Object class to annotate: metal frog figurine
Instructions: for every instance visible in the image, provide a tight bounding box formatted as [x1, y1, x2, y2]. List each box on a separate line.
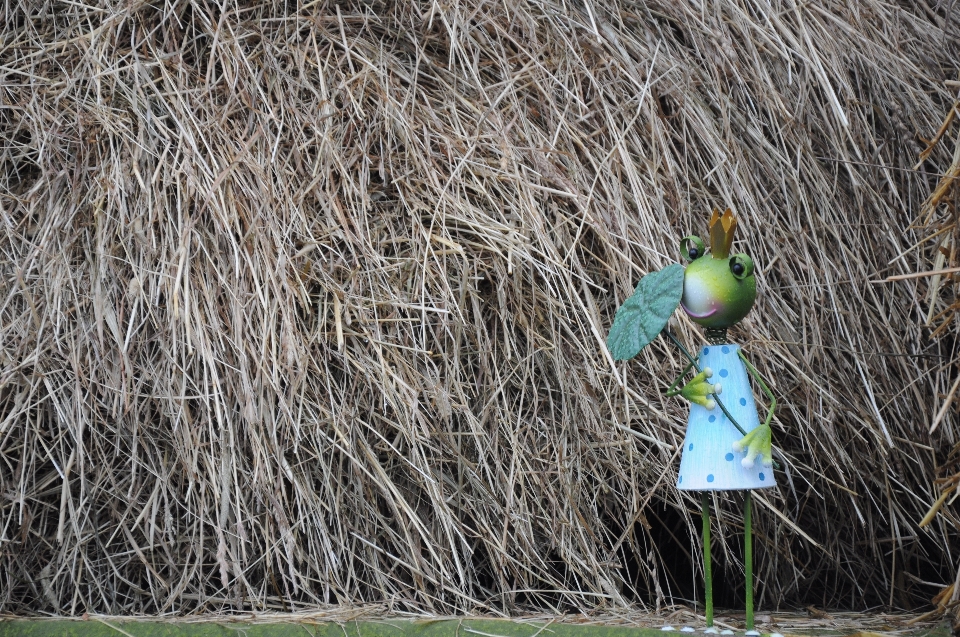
[606, 209, 776, 632]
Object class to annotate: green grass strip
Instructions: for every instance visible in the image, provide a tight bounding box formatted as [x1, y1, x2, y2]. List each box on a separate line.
[0, 617, 951, 637]
[0, 619, 682, 637]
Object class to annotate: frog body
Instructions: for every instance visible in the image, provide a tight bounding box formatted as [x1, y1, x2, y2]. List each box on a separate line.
[677, 344, 774, 491]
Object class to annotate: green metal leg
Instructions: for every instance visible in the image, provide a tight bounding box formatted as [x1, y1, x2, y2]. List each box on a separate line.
[701, 492, 714, 627]
[744, 491, 754, 630]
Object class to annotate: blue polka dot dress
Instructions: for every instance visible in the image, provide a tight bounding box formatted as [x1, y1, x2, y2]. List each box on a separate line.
[677, 344, 775, 491]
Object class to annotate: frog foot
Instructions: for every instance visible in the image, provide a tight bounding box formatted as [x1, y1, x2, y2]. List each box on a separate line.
[680, 367, 722, 410]
[732, 424, 772, 469]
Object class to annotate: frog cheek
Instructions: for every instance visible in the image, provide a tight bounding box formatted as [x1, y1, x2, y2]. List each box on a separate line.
[681, 274, 719, 318]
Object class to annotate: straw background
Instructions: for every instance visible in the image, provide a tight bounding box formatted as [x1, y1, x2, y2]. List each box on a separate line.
[2, 0, 960, 618]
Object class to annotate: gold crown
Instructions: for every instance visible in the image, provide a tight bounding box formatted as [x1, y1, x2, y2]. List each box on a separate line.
[709, 208, 737, 259]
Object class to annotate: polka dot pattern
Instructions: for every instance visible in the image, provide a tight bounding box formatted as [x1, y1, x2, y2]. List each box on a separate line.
[675, 343, 775, 491]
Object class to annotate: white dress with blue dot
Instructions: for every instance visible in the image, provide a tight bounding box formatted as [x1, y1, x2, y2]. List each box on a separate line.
[676, 343, 775, 491]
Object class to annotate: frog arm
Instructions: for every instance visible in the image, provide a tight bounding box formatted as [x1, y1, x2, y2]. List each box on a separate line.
[665, 359, 723, 409]
[664, 360, 696, 397]
[664, 330, 755, 431]
[733, 349, 778, 469]
[738, 350, 776, 427]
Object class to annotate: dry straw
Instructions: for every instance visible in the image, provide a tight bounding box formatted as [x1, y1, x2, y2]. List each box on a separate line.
[1, 0, 959, 618]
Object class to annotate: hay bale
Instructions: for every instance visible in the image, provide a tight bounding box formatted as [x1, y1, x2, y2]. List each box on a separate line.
[0, 0, 957, 615]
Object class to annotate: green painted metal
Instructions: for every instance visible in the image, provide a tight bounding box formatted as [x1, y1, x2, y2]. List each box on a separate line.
[0, 619, 683, 637]
[0, 618, 950, 637]
[701, 492, 714, 628]
[606, 263, 683, 361]
[744, 491, 754, 632]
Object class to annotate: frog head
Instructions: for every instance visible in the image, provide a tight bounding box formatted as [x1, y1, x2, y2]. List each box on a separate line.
[679, 209, 756, 329]
[605, 208, 757, 361]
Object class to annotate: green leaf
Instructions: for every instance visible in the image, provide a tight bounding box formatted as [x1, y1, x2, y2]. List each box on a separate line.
[606, 263, 683, 360]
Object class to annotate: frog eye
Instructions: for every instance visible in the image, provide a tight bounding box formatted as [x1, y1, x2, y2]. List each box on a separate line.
[680, 236, 706, 262]
[729, 253, 755, 280]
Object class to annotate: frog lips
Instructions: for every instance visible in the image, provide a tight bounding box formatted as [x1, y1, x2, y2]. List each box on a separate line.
[681, 302, 717, 319]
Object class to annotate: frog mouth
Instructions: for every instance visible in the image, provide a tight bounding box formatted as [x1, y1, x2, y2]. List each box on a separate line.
[680, 302, 717, 319]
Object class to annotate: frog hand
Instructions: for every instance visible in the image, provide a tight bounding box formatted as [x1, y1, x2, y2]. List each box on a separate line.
[732, 424, 772, 469]
[679, 367, 722, 410]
